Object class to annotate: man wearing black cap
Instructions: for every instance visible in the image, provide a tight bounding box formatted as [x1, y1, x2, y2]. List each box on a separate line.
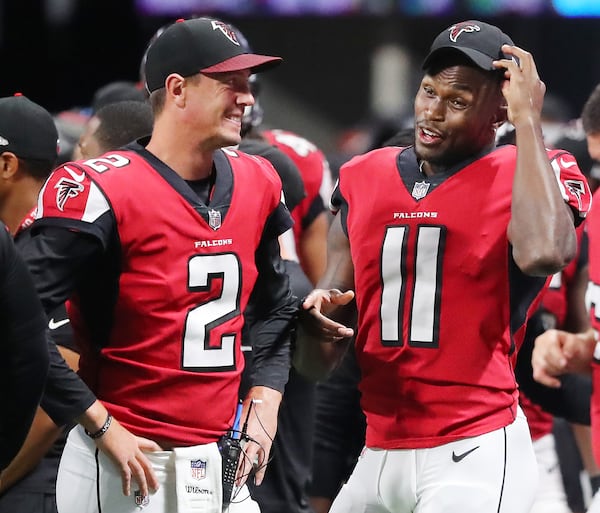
[0, 97, 157, 513]
[293, 20, 591, 513]
[0, 94, 60, 496]
[0, 94, 59, 235]
[0, 94, 79, 513]
[19, 16, 296, 513]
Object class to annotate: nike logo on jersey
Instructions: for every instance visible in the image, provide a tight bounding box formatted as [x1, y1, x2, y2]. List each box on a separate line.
[558, 157, 577, 168]
[451, 446, 480, 462]
[64, 166, 86, 182]
[48, 318, 70, 330]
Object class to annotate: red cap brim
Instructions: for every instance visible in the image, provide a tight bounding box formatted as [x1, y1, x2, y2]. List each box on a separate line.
[201, 53, 282, 74]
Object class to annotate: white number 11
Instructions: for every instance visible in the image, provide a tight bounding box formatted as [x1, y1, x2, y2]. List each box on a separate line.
[380, 225, 444, 347]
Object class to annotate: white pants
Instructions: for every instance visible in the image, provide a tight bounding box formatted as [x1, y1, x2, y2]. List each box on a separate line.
[330, 409, 538, 513]
[56, 425, 260, 513]
[529, 433, 571, 513]
[588, 490, 600, 513]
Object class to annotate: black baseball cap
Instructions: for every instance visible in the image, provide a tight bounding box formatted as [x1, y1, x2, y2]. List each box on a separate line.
[144, 18, 282, 93]
[422, 20, 515, 72]
[0, 94, 59, 162]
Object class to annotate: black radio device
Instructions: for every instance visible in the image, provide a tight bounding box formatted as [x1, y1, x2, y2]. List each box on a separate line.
[217, 432, 242, 508]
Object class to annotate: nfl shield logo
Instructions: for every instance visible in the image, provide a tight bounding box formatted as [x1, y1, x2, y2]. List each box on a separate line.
[208, 209, 221, 231]
[411, 181, 430, 200]
[134, 490, 149, 506]
[190, 459, 207, 480]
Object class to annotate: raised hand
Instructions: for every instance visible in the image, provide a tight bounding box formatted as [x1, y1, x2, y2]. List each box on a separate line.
[300, 288, 355, 342]
[493, 44, 546, 127]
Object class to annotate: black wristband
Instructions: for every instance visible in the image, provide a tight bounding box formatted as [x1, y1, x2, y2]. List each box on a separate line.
[84, 413, 112, 439]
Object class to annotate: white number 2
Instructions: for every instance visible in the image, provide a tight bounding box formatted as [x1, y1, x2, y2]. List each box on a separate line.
[380, 225, 444, 347]
[182, 253, 240, 371]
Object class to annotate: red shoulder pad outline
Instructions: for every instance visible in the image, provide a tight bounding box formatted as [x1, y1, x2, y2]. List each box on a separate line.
[37, 163, 109, 222]
[264, 129, 318, 158]
[549, 150, 593, 219]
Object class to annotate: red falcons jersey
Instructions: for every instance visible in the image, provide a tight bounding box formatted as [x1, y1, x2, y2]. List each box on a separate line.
[519, 394, 553, 441]
[522, 224, 587, 441]
[541, 223, 587, 327]
[35, 147, 286, 446]
[335, 145, 590, 449]
[262, 129, 331, 245]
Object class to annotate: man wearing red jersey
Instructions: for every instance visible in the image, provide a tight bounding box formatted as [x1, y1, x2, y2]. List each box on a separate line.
[532, 197, 600, 513]
[232, 33, 331, 288]
[517, 227, 589, 513]
[295, 20, 590, 513]
[531, 83, 600, 512]
[225, 24, 331, 513]
[261, 128, 332, 285]
[19, 17, 297, 513]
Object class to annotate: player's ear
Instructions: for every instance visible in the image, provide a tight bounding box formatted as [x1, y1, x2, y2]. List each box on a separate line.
[492, 102, 508, 129]
[165, 73, 187, 107]
[0, 152, 18, 178]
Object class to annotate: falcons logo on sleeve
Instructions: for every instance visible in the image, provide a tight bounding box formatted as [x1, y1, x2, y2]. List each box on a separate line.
[565, 179, 587, 213]
[55, 166, 86, 211]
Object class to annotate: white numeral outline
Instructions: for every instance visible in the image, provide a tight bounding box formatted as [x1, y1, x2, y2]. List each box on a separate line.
[586, 281, 600, 322]
[182, 253, 241, 371]
[83, 154, 130, 173]
[380, 225, 444, 347]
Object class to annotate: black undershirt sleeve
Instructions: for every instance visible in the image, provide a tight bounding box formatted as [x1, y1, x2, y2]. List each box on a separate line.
[19, 225, 107, 425]
[0, 227, 49, 468]
[245, 205, 297, 393]
[41, 339, 96, 427]
[22, 219, 111, 314]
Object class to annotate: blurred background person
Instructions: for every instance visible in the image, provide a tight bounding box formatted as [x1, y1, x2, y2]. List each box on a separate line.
[0, 94, 60, 497]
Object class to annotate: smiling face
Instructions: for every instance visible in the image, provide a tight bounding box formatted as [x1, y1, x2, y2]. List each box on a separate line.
[414, 61, 504, 171]
[183, 69, 254, 150]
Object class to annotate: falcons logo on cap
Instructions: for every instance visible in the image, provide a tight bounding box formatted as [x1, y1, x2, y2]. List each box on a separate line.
[54, 166, 85, 211]
[448, 22, 481, 42]
[211, 20, 240, 46]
